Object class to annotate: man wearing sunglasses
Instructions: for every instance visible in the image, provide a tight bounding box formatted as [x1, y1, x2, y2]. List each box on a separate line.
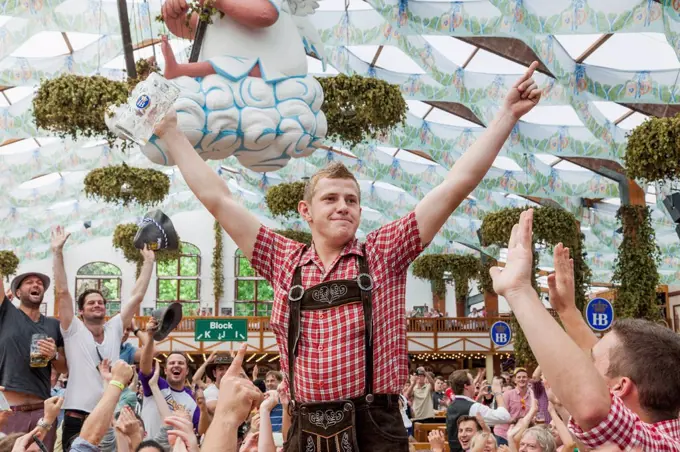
[50, 226, 156, 449]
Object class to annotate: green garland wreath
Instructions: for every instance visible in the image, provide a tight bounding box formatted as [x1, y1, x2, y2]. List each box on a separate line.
[113, 224, 181, 272]
[275, 229, 312, 245]
[316, 74, 407, 146]
[265, 182, 306, 218]
[84, 163, 170, 207]
[623, 115, 680, 184]
[612, 206, 661, 321]
[412, 254, 480, 310]
[477, 258, 498, 295]
[0, 250, 20, 281]
[212, 221, 224, 306]
[480, 206, 592, 366]
[33, 59, 159, 146]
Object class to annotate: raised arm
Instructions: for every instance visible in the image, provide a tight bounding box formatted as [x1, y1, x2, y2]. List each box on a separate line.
[548, 244, 599, 352]
[121, 247, 155, 328]
[51, 226, 74, 331]
[415, 63, 541, 245]
[490, 210, 610, 432]
[154, 112, 262, 260]
[140, 318, 158, 376]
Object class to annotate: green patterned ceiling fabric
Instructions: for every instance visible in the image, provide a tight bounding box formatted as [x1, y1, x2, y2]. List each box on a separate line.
[1, 0, 680, 287]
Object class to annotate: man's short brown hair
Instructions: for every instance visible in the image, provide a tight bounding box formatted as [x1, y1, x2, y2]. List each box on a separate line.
[608, 318, 680, 422]
[448, 369, 471, 396]
[303, 162, 360, 203]
[457, 415, 481, 430]
[266, 370, 283, 383]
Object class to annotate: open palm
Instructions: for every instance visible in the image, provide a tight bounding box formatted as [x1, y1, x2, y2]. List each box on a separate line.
[490, 210, 535, 297]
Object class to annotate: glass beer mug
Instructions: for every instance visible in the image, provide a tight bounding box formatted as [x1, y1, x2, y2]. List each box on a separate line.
[30, 333, 49, 368]
[106, 72, 181, 146]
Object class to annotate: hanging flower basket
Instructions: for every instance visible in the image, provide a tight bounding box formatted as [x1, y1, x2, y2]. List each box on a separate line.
[316, 74, 407, 146]
[265, 182, 306, 218]
[0, 250, 20, 280]
[412, 254, 480, 299]
[624, 115, 680, 183]
[275, 229, 312, 245]
[113, 223, 181, 266]
[33, 59, 159, 145]
[83, 163, 170, 207]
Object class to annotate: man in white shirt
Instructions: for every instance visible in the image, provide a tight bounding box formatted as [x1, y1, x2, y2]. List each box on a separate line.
[446, 370, 510, 452]
[51, 226, 155, 449]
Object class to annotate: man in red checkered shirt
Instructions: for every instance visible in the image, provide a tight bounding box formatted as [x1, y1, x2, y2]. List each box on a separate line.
[154, 63, 542, 450]
[491, 210, 680, 452]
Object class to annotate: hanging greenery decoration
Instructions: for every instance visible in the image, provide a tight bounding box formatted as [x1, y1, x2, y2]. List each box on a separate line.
[0, 250, 20, 281]
[316, 74, 407, 146]
[265, 182, 306, 218]
[33, 59, 158, 146]
[624, 115, 680, 184]
[412, 254, 480, 305]
[113, 223, 181, 269]
[477, 258, 498, 295]
[480, 206, 592, 366]
[275, 229, 313, 245]
[84, 163, 170, 207]
[155, 0, 224, 28]
[212, 221, 224, 306]
[612, 206, 661, 321]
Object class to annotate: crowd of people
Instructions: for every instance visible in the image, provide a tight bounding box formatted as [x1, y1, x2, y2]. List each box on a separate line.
[3, 58, 680, 452]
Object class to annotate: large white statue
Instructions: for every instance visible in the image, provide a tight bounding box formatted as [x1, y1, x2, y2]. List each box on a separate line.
[143, 0, 327, 171]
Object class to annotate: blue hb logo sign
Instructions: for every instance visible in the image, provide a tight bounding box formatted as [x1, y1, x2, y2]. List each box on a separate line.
[490, 321, 512, 347]
[136, 94, 151, 109]
[585, 298, 614, 332]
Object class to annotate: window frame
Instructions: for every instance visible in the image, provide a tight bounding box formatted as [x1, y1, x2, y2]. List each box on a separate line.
[155, 242, 202, 305]
[234, 250, 273, 317]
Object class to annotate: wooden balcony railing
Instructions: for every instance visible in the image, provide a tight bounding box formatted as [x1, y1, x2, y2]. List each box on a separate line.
[133, 315, 532, 334]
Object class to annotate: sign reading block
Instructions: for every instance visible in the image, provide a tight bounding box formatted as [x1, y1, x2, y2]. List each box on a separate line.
[195, 319, 248, 342]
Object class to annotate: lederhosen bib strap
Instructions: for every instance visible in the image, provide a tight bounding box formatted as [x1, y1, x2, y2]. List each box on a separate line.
[286, 245, 373, 452]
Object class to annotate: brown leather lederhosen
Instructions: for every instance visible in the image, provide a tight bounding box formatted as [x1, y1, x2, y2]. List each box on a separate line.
[283, 246, 409, 452]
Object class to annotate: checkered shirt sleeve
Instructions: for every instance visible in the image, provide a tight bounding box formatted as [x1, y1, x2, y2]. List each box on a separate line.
[568, 392, 680, 451]
[250, 226, 306, 286]
[365, 211, 424, 275]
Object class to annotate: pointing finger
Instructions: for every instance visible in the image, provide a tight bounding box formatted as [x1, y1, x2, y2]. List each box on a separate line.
[513, 61, 539, 88]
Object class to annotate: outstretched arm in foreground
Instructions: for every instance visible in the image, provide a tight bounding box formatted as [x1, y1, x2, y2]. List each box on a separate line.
[121, 247, 155, 328]
[489, 210, 610, 431]
[415, 63, 541, 245]
[51, 226, 74, 331]
[154, 112, 261, 260]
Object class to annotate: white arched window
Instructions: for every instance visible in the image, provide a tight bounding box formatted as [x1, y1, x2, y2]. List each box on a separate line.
[234, 249, 273, 316]
[156, 242, 201, 316]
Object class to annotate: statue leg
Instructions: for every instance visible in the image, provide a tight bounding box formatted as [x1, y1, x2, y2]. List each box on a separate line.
[161, 35, 216, 79]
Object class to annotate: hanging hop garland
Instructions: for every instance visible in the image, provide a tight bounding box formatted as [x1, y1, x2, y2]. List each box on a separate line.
[212, 221, 224, 306]
[0, 250, 20, 281]
[412, 254, 480, 301]
[275, 229, 312, 245]
[155, 0, 224, 29]
[113, 223, 181, 268]
[612, 206, 661, 321]
[33, 59, 159, 147]
[477, 258, 498, 295]
[265, 182, 306, 218]
[624, 115, 680, 184]
[480, 206, 592, 366]
[316, 74, 407, 146]
[84, 163, 170, 207]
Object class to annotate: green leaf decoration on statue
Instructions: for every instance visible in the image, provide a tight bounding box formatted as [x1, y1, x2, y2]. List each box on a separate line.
[480, 206, 592, 367]
[0, 250, 20, 281]
[275, 229, 312, 245]
[316, 74, 407, 146]
[624, 115, 680, 184]
[32, 59, 159, 147]
[83, 163, 170, 207]
[265, 182, 306, 218]
[112, 223, 181, 272]
[612, 206, 661, 321]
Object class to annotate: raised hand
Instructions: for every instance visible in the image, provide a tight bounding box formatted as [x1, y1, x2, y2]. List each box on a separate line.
[37, 338, 57, 361]
[43, 396, 64, 424]
[112, 360, 134, 385]
[216, 343, 263, 426]
[141, 245, 156, 263]
[153, 108, 178, 139]
[428, 430, 446, 452]
[166, 415, 200, 452]
[260, 390, 279, 412]
[490, 209, 535, 298]
[99, 359, 113, 384]
[503, 61, 542, 119]
[547, 243, 576, 314]
[50, 226, 71, 252]
[149, 361, 161, 388]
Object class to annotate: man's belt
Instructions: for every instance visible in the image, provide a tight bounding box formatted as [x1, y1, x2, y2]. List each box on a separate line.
[10, 402, 44, 412]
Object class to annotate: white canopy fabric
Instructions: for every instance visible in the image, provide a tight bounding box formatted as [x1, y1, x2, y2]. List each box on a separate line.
[2, 0, 680, 285]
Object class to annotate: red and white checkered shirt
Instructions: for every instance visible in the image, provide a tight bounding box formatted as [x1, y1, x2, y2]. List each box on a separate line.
[250, 212, 423, 403]
[568, 392, 680, 451]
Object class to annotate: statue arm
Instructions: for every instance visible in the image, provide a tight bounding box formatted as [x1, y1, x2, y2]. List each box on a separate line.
[215, 0, 280, 28]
